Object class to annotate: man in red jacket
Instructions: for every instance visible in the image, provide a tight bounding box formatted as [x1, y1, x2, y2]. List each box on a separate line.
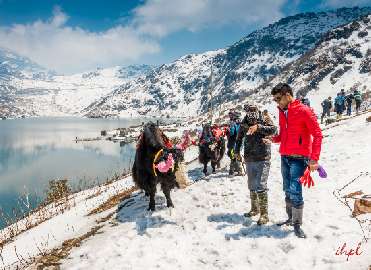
[271, 83, 322, 238]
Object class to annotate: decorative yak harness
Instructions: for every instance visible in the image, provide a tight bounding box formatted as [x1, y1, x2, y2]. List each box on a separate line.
[200, 125, 224, 152]
[137, 130, 191, 177]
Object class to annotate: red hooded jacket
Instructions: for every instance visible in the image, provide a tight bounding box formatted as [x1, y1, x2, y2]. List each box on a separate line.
[272, 100, 323, 161]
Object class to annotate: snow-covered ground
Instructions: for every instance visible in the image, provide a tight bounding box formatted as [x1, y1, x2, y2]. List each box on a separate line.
[2, 111, 370, 270]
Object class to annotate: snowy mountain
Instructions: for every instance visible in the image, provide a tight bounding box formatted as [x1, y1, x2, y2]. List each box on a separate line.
[0, 61, 154, 118]
[251, 14, 371, 115]
[84, 7, 371, 118]
[0, 47, 49, 81]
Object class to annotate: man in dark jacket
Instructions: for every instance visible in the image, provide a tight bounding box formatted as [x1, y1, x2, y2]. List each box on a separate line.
[235, 103, 277, 225]
[321, 97, 332, 123]
[226, 110, 243, 176]
[271, 83, 322, 238]
[345, 93, 353, 116]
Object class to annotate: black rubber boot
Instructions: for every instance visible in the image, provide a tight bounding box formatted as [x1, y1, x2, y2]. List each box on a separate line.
[277, 198, 292, 226]
[229, 160, 236, 175]
[292, 205, 306, 238]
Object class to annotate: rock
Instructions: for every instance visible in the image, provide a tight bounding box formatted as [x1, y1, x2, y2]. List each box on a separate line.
[325, 118, 337, 125]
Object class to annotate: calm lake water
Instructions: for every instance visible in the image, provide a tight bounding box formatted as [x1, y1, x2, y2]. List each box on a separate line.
[0, 117, 150, 229]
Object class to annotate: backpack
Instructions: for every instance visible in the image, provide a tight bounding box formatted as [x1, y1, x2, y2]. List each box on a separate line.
[354, 92, 362, 102]
[335, 96, 343, 106]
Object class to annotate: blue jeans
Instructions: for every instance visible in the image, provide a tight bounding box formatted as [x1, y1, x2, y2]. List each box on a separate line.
[281, 156, 308, 207]
[346, 105, 352, 116]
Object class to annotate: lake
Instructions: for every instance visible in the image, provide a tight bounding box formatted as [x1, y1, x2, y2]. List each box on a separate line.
[0, 117, 148, 229]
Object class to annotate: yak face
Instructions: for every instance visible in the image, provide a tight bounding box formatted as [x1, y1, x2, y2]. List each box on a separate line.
[143, 122, 165, 150]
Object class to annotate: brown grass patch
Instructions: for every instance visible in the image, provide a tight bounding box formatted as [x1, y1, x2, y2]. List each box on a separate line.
[30, 225, 104, 270]
[88, 186, 138, 216]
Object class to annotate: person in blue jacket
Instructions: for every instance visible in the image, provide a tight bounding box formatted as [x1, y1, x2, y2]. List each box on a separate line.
[226, 110, 243, 176]
[334, 92, 345, 119]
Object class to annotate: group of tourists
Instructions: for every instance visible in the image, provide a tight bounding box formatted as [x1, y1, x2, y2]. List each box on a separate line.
[199, 83, 323, 239]
[321, 88, 363, 123]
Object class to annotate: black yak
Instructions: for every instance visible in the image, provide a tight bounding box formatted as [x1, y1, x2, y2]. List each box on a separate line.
[132, 122, 183, 211]
[198, 124, 225, 175]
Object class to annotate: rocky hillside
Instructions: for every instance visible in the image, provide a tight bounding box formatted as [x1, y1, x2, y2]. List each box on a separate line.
[251, 14, 371, 114]
[84, 7, 371, 118]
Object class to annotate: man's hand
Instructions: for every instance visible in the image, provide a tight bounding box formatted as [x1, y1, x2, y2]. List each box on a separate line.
[308, 159, 319, 172]
[247, 124, 258, 135]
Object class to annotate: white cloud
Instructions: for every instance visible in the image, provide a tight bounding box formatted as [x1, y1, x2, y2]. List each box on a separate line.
[0, 7, 160, 74]
[0, 1, 288, 73]
[322, 0, 371, 8]
[131, 0, 287, 37]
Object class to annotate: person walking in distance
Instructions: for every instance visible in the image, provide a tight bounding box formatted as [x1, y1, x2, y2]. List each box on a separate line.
[345, 92, 353, 116]
[320, 97, 332, 124]
[271, 83, 323, 238]
[353, 89, 362, 114]
[226, 110, 243, 176]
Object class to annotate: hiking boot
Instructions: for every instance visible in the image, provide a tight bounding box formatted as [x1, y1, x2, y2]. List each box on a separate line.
[229, 160, 236, 175]
[294, 224, 306, 238]
[229, 166, 234, 176]
[257, 191, 269, 225]
[244, 191, 259, 217]
[235, 161, 244, 176]
[277, 198, 292, 226]
[292, 205, 306, 238]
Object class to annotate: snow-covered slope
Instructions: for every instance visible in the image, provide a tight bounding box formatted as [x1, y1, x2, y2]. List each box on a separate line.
[12, 65, 153, 117]
[0, 47, 48, 80]
[84, 7, 371, 118]
[61, 113, 371, 270]
[1, 111, 370, 270]
[252, 14, 371, 115]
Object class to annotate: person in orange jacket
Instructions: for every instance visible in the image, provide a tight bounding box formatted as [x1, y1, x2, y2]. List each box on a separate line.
[271, 83, 323, 238]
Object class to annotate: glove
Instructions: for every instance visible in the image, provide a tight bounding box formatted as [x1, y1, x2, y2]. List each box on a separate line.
[317, 165, 327, 178]
[300, 168, 315, 188]
[235, 153, 242, 162]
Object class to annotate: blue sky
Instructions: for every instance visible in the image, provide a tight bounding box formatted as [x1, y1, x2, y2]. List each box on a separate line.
[0, 0, 370, 73]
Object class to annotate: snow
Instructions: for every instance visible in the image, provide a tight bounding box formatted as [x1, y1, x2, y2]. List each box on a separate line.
[60, 112, 371, 270]
[2, 111, 370, 269]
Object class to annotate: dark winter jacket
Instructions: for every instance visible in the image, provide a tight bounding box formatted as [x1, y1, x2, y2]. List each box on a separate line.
[321, 99, 332, 112]
[354, 91, 362, 102]
[334, 95, 345, 112]
[345, 94, 353, 106]
[235, 111, 277, 162]
[226, 121, 240, 150]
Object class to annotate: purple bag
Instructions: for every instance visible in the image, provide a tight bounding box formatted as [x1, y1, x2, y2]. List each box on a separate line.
[317, 165, 327, 178]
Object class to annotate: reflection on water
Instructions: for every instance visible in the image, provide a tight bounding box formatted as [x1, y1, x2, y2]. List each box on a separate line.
[0, 117, 144, 229]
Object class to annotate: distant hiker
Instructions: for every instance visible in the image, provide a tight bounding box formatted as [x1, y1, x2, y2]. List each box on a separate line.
[334, 93, 345, 120]
[300, 96, 311, 107]
[345, 93, 353, 116]
[340, 89, 346, 112]
[353, 89, 362, 114]
[320, 97, 332, 124]
[226, 110, 243, 176]
[271, 83, 322, 238]
[234, 102, 277, 225]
